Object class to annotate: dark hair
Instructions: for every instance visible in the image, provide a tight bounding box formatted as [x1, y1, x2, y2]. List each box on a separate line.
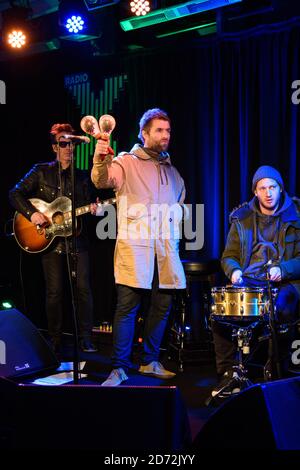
[50, 123, 74, 144]
[138, 108, 170, 143]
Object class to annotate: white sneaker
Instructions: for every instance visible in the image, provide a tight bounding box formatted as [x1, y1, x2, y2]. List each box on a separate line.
[139, 361, 176, 379]
[101, 368, 128, 387]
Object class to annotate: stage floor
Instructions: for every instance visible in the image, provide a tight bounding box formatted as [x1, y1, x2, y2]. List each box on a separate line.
[29, 334, 218, 441]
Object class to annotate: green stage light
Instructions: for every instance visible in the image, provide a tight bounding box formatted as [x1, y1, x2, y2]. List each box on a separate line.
[156, 21, 216, 37]
[1, 300, 14, 309]
[120, 0, 242, 31]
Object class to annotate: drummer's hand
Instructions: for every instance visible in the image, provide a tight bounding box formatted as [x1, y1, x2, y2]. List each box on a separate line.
[231, 269, 243, 285]
[269, 266, 282, 282]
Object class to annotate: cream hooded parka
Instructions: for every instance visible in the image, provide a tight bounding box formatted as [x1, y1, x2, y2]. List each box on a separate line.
[91, 144, 186, 289]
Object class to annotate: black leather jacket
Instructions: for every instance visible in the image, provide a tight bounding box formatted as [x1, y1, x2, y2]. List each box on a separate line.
[9, 161, 94, 252]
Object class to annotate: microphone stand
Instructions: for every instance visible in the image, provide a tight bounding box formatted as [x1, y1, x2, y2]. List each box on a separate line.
[59, 139, 80, 384]
[265, 267, 282, 380]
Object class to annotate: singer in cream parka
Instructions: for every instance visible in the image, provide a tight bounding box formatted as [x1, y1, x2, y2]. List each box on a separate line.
[91, 143, 186, 290]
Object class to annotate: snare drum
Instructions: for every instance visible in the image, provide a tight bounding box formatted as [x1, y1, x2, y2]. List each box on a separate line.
[210, 286, 266, 320]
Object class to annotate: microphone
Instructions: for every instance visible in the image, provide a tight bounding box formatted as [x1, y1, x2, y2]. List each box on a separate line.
[62, 134, 90, 144]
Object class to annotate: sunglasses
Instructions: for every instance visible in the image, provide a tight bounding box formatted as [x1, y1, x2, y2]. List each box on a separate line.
[56, 141, 75, 148]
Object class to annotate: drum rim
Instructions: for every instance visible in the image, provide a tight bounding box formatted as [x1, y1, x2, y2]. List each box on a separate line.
[211, 313, 263, 320]
[211, 286, 265, 293]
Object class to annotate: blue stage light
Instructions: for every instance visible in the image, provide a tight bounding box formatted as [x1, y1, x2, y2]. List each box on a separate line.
[65, 15, 85, 34]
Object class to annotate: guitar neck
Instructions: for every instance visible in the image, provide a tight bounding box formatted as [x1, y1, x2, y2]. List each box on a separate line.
[76, 205, 91, 216]
[63, 205, 90, 219]
[65, 198, 116, 219]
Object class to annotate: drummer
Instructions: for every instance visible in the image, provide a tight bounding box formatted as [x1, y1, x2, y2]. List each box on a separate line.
[211, 165, 300, 398]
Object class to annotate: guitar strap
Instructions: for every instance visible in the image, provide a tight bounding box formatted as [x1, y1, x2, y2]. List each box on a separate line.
[57, 162, 70, 252]
[58, 162, 63, 197]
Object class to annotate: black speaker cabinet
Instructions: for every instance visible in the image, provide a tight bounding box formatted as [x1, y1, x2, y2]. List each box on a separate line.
[0, 379, 191, 450]
[0, 308, 59, 378]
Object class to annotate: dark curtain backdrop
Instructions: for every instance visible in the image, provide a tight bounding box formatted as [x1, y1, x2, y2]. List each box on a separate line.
[122, 19, 300, 259]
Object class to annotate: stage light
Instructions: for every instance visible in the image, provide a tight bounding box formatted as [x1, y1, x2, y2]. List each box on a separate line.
[65, 15, 85, 33]
[2, 5, 31, 50]
[1, 300, 15, 310]
[130, 0, 151, 17]
[59, 0, 94, 39]
[7, 30, 27, 49]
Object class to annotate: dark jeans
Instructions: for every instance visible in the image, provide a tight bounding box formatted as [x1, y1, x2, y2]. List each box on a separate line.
[41, 250, 94, 340]
[112, 271, 173, 371]
[211, 279, 299, 375]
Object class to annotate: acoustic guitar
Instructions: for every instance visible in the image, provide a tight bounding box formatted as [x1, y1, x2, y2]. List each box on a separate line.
[13, 196, 116, 253]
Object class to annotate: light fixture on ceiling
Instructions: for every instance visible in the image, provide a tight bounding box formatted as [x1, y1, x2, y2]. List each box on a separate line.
[120, 0, 243, 31]
[58, 0, 100, 41]
[130, 0, 151, 17]
[65, 14, 85, 33]
[2, 4, 32, 49]
[59, 0, 87, 32]
[7, 29, 27, 48]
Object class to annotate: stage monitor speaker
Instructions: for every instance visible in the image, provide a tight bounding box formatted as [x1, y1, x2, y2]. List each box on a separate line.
[0, 379, 191, 450]
[0, 308, 59, 378]
[193, 376, 300, 450]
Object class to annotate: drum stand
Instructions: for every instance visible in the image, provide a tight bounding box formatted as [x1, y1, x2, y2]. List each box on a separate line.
[265, 273, 282, 380]
[210, 321, 260, 401]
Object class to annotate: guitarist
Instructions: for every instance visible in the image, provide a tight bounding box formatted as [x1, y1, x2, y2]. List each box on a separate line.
[9, 123, 97, 354]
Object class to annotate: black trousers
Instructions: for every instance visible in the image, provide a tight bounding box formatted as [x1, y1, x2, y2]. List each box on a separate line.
[41, 250, 94, 340]
[211, 283, 299, 375]
[112, 266, 173, 371]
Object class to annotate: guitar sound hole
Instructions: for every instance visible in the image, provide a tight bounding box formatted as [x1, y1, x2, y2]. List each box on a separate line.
[52, 211, 65, 225]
